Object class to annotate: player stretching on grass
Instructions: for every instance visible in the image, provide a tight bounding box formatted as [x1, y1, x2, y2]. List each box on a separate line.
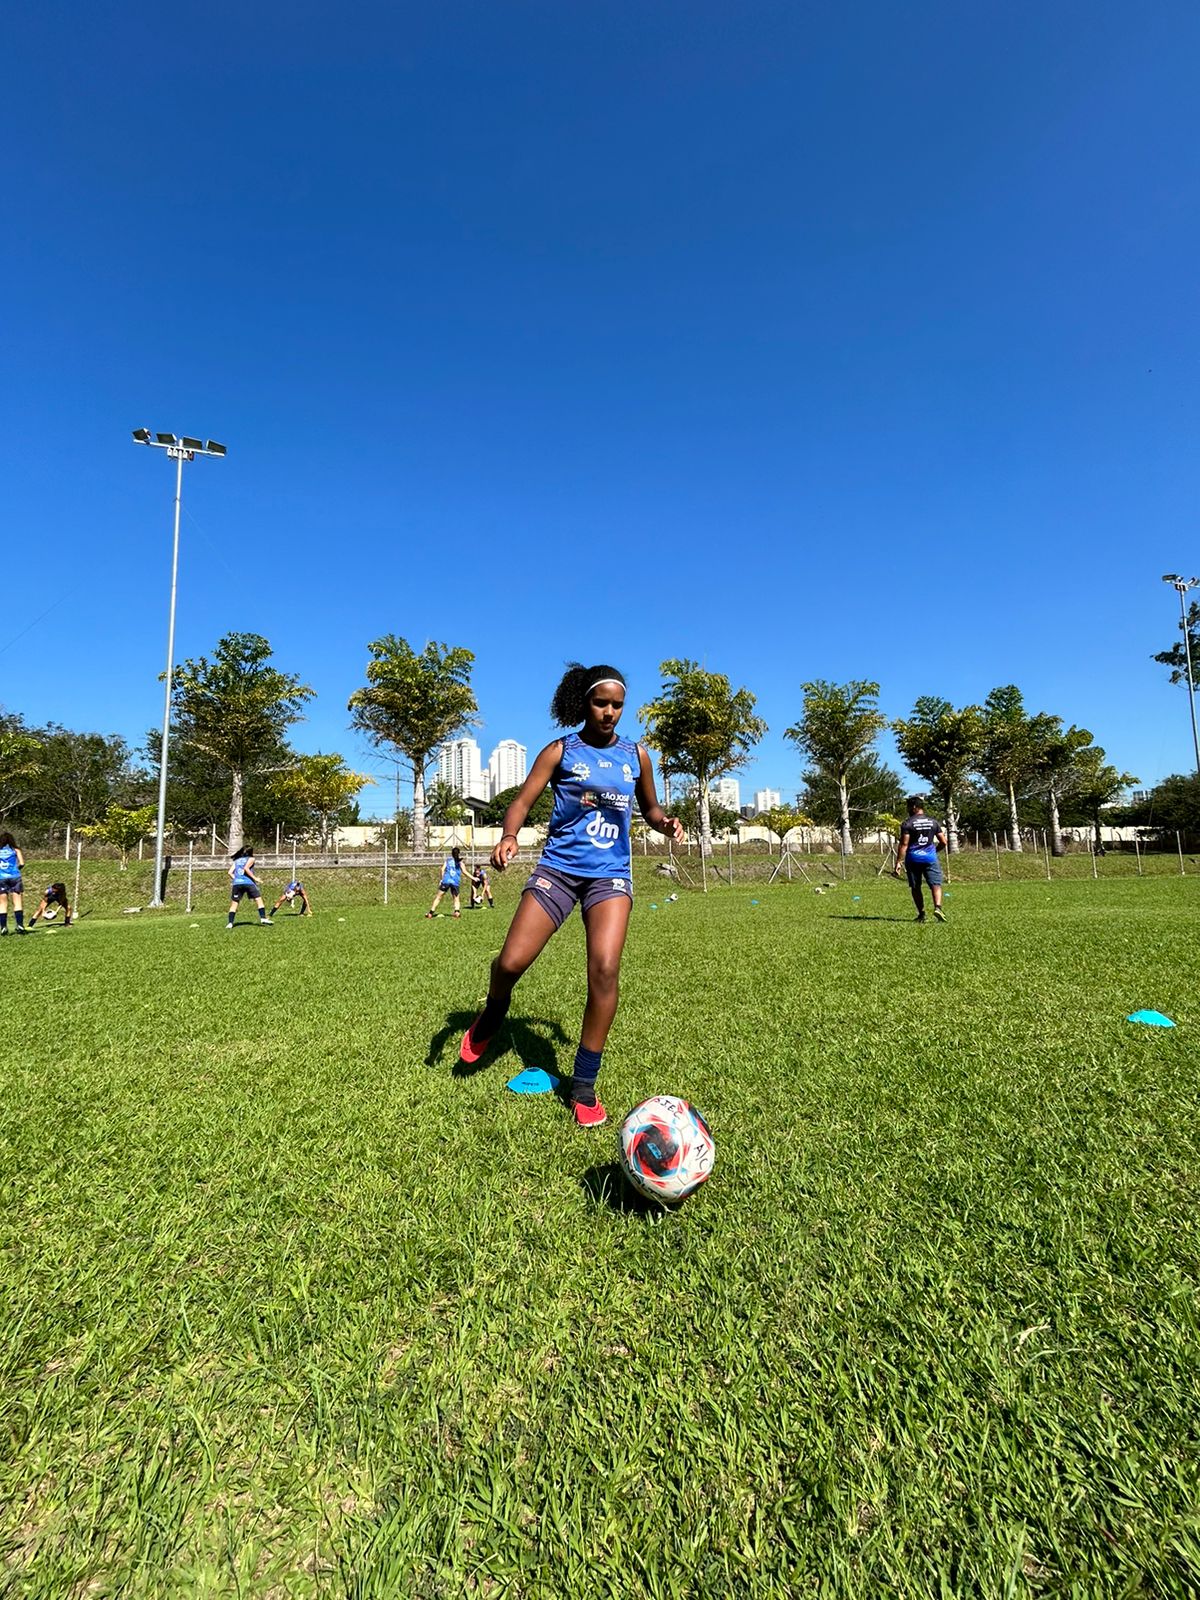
[0, 833, 26, 935]
[272, 879, 311, 916]
[469, 863, 494, 909]
[426, 847, 464, 919]
[28, 882, 72, 927]
[226, 846, 273, 929]
[894, 796, 948, 923]
[459, 663, 683, 1127]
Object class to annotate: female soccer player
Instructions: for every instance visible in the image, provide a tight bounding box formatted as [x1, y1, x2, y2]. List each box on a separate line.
[459, 663, 683, 1127]
[0, 832, 26, 935]
[272, 879, 311, 916]
[28, 881, 72, 927]
[468, 863, 494, 909]
[426, 847, 464, 919]
[226, 846, 273, 929]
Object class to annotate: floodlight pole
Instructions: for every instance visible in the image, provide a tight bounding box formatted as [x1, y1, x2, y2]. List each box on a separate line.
[1163, 575, 1200, 778]
[132, 430, 227, 905]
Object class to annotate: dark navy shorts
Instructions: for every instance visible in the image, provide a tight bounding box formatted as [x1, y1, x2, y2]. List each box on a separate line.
[439, 880, 460, 894]
[0, 877, 21, 895]
[523, 864, 633, 930]
[230, 881, 260, 901]
[906, 855, 943, 888]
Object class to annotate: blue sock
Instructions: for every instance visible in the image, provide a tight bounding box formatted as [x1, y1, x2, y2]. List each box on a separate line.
[571, 1046, 603, 1106]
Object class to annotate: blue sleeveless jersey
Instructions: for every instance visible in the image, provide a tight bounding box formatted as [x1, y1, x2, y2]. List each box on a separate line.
[539, 731, 639, 878]
[230, 853, 254, 886]
[0, 845, 19, 879]
[441, 857, 461, 888]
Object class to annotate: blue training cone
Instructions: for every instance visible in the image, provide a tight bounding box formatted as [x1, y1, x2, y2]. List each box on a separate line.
[1126, 1010, 1175, 1028]
[506, 1069, 560, 1094]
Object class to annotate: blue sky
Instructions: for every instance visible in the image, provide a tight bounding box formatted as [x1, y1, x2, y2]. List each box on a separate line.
[3, 2, 1197, 812]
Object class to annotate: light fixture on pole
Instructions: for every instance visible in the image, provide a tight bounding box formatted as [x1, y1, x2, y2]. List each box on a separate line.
[1161, 574, 1200, 778]
[132, 429, 227, 906]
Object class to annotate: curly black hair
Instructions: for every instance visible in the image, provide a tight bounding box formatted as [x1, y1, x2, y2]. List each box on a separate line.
[550, 662, 626, 728]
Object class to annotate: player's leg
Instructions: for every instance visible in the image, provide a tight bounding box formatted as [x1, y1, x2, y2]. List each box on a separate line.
[254, 893, 272, 925]
[460, 891, 560, 1059]
[906, 863, 925, 921]
[452, 890, 460, 918]
[929, 859, 946, 919]
[28, 897, 48, 927]
[226, 890, 239, 928]
[427, 888, 444, 918]
[0, 888, 7, 933]
[568, 892, 633, 1124]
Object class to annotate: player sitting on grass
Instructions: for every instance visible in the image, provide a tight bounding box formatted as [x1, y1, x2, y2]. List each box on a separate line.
[893, 796, 948, 923]
[459, 662, 683, 1127]
[469, 863, 494, 909]
[426, 848, 464, 919]
[226, 846, 273, 929]
[0, 832, 26, 935]
[28, 882, 72, 927]
[272, 879, 311, 916]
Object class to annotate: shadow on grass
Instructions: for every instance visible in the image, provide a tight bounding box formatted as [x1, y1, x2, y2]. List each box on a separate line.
[428, 1010, 572, 1079]
[827, 914, 913, 923]
[580, 1162, 670, 1221]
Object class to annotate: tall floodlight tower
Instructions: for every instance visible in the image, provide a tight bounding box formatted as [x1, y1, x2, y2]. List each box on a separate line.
[1161, 574, 1200, 778]
[131, 430, 227, 905]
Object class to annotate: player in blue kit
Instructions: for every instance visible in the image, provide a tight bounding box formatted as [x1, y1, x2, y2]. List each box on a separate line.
[226, 846, 273, 929]
[271, 879, 311, 916]
[0, 833, 26, 935]
[459, 663, 683, 1127]
[426, 847, 464, 919]
[893, 796, 948, 923]
[28, 882, 73, 927]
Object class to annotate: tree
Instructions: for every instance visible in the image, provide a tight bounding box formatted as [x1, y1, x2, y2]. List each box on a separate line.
[424, 779, 469, 827]
[170, 633, 314, 848]
[481, 784, 553, 828]
[1033, 722, 1096, 856]
[348, 637, 477, 856]
[0, 713, 44, 821]
[786, 681, 887, 855]
[268, 753, 372, 847]
[674, 791, 742, 839]
[798, 751, 904, 844]
[756, 805, 813, 854]
[977, 686, 1056, 853]
[892, 697, 985, 853]
[639, 660, 766, 856]
[30, 727, 143, 831]
[1071, 750, 1140, 850]
[1152, 598, 1200, 687]
[80, 803, 157, 868]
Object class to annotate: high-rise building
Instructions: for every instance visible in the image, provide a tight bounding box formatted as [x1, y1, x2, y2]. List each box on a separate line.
[487, 740, 527, 796]
[437, 738, 485, 797]
[753, 788, 781, 815]
[710, 778, 741, 811]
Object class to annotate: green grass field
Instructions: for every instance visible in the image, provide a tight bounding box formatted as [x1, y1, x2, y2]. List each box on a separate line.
[2, 872, 1198, 1596]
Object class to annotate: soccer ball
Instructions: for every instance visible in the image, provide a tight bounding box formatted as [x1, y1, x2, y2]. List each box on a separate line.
[618, 1095, 715, 1205]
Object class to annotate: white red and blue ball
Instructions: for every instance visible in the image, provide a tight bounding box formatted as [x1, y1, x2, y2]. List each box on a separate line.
[618, 1095, 715, 1205]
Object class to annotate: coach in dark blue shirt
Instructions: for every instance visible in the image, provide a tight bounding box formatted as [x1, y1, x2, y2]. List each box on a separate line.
[894, 796, 948, 924]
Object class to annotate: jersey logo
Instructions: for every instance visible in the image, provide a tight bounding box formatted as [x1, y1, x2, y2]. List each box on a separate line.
[571, 760, 591, 780]
[585, 811, 620, 849]
[611, 878, 625, 891]
[622, 763, 633, 783]
[598, 758, 612, 768]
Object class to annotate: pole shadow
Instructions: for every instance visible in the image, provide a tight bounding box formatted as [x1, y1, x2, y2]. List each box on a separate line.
[827, 914, 912, 922]
[428, 1010, 572, 1079]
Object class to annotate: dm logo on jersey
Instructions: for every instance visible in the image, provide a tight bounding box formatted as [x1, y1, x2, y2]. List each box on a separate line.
[585, 811, 620, 849]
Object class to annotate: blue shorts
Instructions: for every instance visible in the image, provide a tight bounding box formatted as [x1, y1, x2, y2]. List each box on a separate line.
[230, 880, 260, 900]
[523, 864, 633, 930]
[0, 877, 21, 894]
[906, 855, 943, 888]
[439, 880, 460, 894]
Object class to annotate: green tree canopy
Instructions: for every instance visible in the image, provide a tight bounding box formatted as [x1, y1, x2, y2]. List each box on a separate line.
[639, 660, 765, 856]
[348, 638, 477, 855]
[80, 803, 158, 869]
[1071, 749, 1140, 849]
[755, 805, 813, 852]
[785, 680, 887, 855]
[170, 633, 314, 848]
[892, 697, 985, 852]
[977, 686, 1056, 853]
[673, 791, 742, 839]
[1033, 722, 1096, 855]
[268, 753, 372, 847]
[481, 784, 553, 828]
[798, 751, 903, 844]
[1152, 597, 1200, 688]
[29, 727, 143, 831]
[424, 779, 470, 827]
[0, 713, 45, 821]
